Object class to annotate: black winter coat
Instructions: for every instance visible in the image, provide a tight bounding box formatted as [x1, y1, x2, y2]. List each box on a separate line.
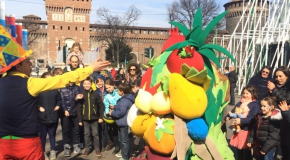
[228, 101, 261, 131]
[271, 79, 290, 105]
[60, 84, 81, 116]
[228, 70, 238, 88]
[247, 110, 281, 153]
[248, 72, 274, 100]
[37, 90, 61, 125]
[77, 89, 105, 122]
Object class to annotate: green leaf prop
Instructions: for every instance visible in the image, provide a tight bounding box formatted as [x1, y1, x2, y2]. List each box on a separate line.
[200, 44, 235, 63]
[180, 64, 211, 91]
[142, 64, 150, 68]
[196, 11, 228, 47]
[161, 76, 170, 95]
[204, 89, 223, 127]
[206, 123, 235, 159]
[154, 119, 174, 142]
[149, 59, 160, 66]
[155, 129, 163, 142]
[151, 50, 172, 87]
[198, 48, 221, 68]
[169, 21, 190, 37]
[191, 8, 202, 39]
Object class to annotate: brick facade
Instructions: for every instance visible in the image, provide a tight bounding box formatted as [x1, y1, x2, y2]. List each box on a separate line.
[16, 0, 229, 65]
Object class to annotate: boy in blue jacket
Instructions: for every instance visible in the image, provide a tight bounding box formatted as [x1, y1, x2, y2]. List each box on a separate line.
[60, 82, 81, 157]
[108, 83, 135, 160]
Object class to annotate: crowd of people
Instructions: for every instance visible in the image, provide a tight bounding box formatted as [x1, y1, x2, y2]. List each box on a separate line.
[2, 37, 290, 160]
[35, 42, 144, 160]
[224, 65, 290, 160]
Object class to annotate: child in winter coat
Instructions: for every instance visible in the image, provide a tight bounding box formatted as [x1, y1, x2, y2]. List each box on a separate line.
[109, 83, 135, 160]
[96, 77, 106, 100]
[247, 96, 281, 160]
[38, 72, 61, 160]
[76, 77, 104, 158]
[103, 79, 121, 154]
[66, 42, 84, 65]
[226, 85, 261, 160]
[60, 82, 81, 157]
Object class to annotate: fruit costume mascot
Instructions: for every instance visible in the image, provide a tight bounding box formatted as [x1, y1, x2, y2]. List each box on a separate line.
[0, 25, 110, 159]
[128, 8, 235, 160]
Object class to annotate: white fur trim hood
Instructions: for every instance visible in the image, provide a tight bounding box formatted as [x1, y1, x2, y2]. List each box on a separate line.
[270, 109, 283, 120]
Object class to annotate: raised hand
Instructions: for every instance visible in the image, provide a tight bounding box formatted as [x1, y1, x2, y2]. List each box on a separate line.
[76, 94, 84, 100]
[267, 81, 275, 91]
[279, 101, 290, 111]
[91, 56, 111, 72]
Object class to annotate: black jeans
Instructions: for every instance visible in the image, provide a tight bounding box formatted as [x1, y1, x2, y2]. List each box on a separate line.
[39, 122, 58, 151]
[62, 115, 80, 145]
[230, 87, 236, 104]
[237, 148, 252, 160]
[83, 120, 100, 152]
[108, 123, 119, 147]
[118, 126, 130, 159]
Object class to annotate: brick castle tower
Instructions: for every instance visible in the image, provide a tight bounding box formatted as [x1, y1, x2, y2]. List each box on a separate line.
[44, 0, 91, 61]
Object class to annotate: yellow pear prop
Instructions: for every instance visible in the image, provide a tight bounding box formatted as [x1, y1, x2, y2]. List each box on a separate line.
[169, 73, 208, 119]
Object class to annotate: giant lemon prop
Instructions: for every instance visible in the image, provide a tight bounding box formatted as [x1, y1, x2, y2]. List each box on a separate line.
[169, 73, 208, 119]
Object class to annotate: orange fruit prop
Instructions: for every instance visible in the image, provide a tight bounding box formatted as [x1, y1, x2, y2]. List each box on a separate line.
[169, 73, 208, 119]
[131, 114, 156, 138]
[143, 118, 175, 155]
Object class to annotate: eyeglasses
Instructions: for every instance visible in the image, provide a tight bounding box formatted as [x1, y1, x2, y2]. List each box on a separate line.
[262, 70, 269, 74]
[130, 68, 136, 71]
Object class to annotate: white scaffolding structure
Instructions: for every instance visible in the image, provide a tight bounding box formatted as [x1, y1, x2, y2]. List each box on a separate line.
[215, 0, 290, 94]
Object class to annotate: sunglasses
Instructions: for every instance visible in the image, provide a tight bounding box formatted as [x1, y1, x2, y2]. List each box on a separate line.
[262, 70, 269, 74]
[130, 68, 136, 71]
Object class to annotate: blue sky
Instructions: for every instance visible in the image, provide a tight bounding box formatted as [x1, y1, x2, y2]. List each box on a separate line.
[3, 0, 229, 28]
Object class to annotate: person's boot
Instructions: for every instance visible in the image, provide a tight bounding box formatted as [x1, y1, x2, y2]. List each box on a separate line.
[44, 152, 49, 160]
[64, 144, 71, 157]
[131, 144, 138, 156]
[105, 141, 114, 151]
[50, 150, 56, 160]
[112, 145, 120, 155]
[73, 144, 81, 154]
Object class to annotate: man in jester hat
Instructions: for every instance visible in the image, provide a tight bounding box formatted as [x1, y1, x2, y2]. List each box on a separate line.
[128, 8, 235, 160]
[0, 25, 110, 159]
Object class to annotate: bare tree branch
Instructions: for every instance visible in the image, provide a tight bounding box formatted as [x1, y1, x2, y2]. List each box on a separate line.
[167, 0, 221, 29]
[96, 5, 141, 65]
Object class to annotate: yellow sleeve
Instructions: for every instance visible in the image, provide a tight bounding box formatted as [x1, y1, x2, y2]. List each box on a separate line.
[27, 66, 93, 97]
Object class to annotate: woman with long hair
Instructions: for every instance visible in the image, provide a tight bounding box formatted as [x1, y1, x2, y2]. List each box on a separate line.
[125, 63, 142, 87]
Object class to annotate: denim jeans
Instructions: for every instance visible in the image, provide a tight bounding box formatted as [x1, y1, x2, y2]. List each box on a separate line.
[83, 120, 100, 152]
[118, 126, 130, 159]
[259, 149, 276, 160]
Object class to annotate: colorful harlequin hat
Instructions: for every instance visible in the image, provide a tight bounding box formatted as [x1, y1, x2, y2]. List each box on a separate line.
[0, 25, 32, 74]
